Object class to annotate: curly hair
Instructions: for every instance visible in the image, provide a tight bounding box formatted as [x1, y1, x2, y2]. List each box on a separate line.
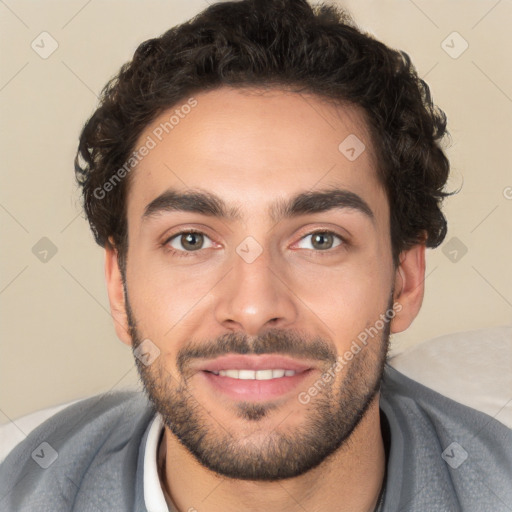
[75, 0, 451, 271]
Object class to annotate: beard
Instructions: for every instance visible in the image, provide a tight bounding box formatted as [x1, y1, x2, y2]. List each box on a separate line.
[125, 290, 391, 482]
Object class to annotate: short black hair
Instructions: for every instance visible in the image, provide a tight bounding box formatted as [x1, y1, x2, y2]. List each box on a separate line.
[75, 0, 451, 270]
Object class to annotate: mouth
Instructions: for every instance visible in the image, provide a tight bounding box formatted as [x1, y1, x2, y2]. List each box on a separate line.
[209, 368, 299, 379]
[194, 354, 317, 402]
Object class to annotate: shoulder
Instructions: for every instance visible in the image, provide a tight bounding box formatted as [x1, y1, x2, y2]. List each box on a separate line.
[0, 390, 155, 511]
[381, 363, 512, 510]
[382, 361, 512, 441]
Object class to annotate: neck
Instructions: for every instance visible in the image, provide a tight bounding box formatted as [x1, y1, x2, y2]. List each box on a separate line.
[158, 394, 386, 512]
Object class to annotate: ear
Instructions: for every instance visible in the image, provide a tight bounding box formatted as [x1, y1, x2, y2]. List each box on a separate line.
[105, 242, 132, 346]
[390, 244, 426, 334]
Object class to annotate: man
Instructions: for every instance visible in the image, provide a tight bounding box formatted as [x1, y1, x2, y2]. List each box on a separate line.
[1, 0, 511, 511]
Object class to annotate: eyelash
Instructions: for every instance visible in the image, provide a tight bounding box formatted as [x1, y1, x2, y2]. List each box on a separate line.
[162, 229, 348, 258]
[162, 229, 215, 258]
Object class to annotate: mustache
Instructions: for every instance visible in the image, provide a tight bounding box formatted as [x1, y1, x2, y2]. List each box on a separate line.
[176, 328, 337, 375]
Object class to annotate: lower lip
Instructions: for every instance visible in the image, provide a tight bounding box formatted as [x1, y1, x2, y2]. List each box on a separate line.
[199, 370, 313, 401]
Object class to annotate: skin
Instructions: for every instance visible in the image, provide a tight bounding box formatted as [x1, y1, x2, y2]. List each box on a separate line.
[105, 87, 425, 512]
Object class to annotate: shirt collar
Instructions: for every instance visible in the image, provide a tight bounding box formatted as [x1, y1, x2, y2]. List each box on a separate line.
[143, 413, 172, 512]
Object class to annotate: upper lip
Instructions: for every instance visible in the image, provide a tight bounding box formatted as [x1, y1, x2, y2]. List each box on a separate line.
[195, 354, 314, 373]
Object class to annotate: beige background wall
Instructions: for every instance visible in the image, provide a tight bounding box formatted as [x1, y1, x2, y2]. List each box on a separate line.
[1, 0, 511, 424]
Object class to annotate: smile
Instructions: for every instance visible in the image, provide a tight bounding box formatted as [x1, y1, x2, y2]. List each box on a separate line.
[209, 369, 297, 379]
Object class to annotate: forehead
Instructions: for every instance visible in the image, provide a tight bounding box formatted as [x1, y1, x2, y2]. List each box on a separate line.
[126, 87, 387, 224]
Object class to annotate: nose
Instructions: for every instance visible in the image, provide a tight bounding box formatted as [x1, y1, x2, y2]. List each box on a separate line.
[213, 243, 299, 337]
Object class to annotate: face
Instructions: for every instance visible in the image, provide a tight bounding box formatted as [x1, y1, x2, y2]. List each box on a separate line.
[107, 87, 422, 481]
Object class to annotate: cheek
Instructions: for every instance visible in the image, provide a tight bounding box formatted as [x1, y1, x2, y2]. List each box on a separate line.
[126, 253, 222, 337]
[288, 254, 392, 344]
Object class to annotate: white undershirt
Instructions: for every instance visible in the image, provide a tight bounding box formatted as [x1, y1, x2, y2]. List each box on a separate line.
[143, 413, 173, 512]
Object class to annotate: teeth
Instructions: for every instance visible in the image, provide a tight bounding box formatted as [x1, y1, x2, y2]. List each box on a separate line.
[238, 370, 255, 380]
[256, 369, 273, 380]
[213, 369, 297, 379]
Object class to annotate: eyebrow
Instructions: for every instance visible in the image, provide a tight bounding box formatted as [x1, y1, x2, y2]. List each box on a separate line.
[142, 187, 375, 224]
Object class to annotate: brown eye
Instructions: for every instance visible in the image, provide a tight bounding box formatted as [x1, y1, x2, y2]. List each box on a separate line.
[311, 232, 334, 250]
[296, 231, 343, 251]
[167, 231, 213, 252]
